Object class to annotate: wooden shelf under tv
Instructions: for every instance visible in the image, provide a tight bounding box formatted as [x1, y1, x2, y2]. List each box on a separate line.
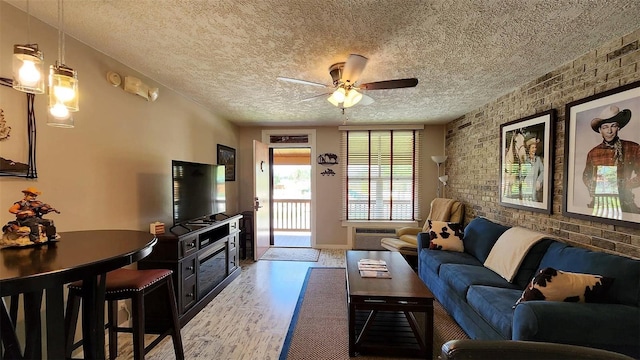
[138, 214, 242, 327]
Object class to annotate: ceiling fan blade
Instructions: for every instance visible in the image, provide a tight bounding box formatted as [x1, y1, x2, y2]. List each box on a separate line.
[341, 54, 368, 84]
[359, 78, 418, 90]
[300, 93, 331, 102]
[277, 77, 330, 88]
[358, 94, 374, 106]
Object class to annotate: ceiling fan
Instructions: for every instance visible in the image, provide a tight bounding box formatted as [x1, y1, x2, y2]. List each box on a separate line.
[277, 54, 418, 108]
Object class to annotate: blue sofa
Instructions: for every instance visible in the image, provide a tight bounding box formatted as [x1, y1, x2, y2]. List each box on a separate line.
[416, 217, 640, 358]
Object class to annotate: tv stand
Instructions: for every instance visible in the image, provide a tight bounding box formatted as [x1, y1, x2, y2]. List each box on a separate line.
[186, 220, 215, 226]
[169, 223, 193, 234]
[212, 213, 231, 220]
[139, 214, 242, 327]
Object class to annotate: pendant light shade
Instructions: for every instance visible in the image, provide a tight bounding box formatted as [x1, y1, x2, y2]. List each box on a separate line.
[49, 62, 78, 112]
[13, 0, 45, 94]
[47, 0, 78, 128]
[13, 44, 45, 94]
[47, 112, 74, 128]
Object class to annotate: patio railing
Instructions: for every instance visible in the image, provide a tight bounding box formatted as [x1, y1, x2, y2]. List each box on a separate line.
[273, 199, 310, 232]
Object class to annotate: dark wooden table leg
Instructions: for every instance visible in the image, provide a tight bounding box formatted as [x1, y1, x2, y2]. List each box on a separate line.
[1, 298, 23, 360]
[405, 311, 427, 353]
[348, 301, 355, 357]
[23, 291, 43, 359]
[45, 286, 65, 359]
[425, 301, 434, 359]
[80, 274, 107, 360]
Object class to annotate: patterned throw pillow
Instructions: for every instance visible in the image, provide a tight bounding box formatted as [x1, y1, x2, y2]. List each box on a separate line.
[514, 267, 614, 307]
[428, 220, 464, 252]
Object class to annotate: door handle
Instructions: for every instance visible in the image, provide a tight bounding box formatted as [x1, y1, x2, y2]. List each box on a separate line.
[254, 197, 262, 211]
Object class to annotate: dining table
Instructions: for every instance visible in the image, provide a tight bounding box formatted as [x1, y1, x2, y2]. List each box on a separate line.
[0, 229, 157, 360]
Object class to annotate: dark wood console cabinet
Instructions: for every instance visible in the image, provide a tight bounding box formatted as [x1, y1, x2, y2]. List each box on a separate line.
[138, 214, 242, 326]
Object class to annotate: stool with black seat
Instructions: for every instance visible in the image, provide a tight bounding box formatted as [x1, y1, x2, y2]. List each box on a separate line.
[64, 268, 184, 360]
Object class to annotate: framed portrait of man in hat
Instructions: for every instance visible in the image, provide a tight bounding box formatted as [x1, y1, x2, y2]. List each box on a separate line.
[563, 80, 640, 228]
[499, 109, 555, 213]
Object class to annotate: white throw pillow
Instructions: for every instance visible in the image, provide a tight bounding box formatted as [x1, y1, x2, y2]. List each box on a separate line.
[514, 267, 614, 307]
[428, 220, 464, 252]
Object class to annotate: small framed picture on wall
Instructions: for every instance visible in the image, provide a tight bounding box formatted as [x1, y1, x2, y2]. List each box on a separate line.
[217, 144, 236, 182]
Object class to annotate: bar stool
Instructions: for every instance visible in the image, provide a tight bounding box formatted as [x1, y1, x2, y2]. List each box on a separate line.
[240, 210, 254, 259]
[64, 268, 184, 360]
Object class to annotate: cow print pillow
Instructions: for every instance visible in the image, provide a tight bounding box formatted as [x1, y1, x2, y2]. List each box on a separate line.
[514, 267, 614, 308]
[428, 220, 464, 252]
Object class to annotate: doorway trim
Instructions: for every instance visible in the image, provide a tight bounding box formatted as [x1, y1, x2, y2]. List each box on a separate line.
[262, 129, 316, 248]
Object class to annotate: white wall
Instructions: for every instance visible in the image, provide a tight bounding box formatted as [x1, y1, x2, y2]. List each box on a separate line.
[1, 2, 240, 232]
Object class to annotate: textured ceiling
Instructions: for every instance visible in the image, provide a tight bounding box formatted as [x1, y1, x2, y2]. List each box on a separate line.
[6, 0, 640, 126]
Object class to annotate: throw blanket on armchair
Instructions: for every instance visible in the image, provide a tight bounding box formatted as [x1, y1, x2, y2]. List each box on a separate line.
[430, 198, 457, 222]
[483, 227, 546, 282]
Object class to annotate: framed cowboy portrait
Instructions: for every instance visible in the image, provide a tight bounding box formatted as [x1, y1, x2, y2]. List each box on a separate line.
[563, 80, 640, 228]
[499, 109, 555, 214]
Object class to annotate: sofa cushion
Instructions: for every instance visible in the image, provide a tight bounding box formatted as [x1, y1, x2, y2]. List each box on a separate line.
[420, 249, 482, 275]
[462, 217, 509, 263]
[514, 268, 614, 306]
[439, 264, 519, 299]
[428, 220, 464, 252]
[539, 242, 640, 307]
[467, 285, 523, 339]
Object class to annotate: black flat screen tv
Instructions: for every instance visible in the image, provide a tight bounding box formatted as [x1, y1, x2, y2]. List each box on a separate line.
[172, 160, 226, 225]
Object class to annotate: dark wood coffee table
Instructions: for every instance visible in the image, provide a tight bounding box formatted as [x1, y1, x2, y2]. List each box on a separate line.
[346, 250, 434, 358]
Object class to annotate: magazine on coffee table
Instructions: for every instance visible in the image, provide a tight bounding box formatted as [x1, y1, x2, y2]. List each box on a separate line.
[358, 259, 391, 278]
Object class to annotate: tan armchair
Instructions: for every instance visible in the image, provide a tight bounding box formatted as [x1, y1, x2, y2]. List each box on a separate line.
[381, 198, 464, 256]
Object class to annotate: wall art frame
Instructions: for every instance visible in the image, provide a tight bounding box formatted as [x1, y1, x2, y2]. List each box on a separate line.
[499, 109, 555, 214]
[0, 78, 38, 178]
[217, 144, 236, 182]
[563, 80, 640, 228]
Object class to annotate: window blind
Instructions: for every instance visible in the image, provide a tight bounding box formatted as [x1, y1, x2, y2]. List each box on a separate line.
[341, 130, 420, 221]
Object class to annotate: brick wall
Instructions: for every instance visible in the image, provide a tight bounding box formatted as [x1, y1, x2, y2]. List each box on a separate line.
[445, 28, 640, 259]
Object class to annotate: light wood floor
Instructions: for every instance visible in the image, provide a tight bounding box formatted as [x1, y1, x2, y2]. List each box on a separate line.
[113, 249, 347, 359]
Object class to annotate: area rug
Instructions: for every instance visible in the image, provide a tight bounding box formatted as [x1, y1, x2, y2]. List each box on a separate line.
[279, 267, 469, 360]
[260, 247, 320, 262]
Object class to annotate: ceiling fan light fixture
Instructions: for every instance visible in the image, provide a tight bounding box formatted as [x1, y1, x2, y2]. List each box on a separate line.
[342, 89, 362, 108]
[279, 54, 418, 111]
[329, 87, 346, 103]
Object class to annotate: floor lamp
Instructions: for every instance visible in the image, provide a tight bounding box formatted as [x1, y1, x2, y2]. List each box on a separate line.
[431, 155, 448, 198]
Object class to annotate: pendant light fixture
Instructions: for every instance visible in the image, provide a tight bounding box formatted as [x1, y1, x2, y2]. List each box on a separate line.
[48, 0, 77, 128]
[12, 0, 45, 94]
